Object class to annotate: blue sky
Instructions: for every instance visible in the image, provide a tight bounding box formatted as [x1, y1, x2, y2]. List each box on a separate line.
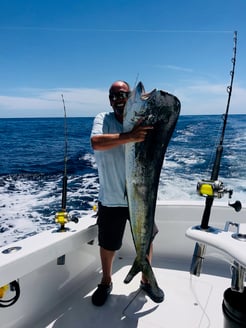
[0, 0, 245, 117]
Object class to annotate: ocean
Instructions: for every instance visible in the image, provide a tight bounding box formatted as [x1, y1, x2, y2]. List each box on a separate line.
[0, 115, 246, 247]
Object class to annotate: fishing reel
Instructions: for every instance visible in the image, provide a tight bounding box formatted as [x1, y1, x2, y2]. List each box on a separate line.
[55, 210, 78, 232]
[197, 179, 241, 212]
[197, 179, 228, 199]
[0, 280, 20, 308]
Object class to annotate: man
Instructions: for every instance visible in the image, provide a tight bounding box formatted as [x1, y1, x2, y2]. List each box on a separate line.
[90, 80, 163, 306]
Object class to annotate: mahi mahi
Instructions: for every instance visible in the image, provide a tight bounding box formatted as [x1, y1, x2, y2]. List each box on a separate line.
[123, 82, 180, 301]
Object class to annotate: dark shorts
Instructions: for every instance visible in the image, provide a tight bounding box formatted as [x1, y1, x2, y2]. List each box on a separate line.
[97, 203, 158, 251]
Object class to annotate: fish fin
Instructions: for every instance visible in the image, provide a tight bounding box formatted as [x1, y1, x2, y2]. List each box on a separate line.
[141, 259, 164, 302]
[142, 259, 158, 288]
[124, 257, 142, 284]
[136, 81, 145, 95]
[135, 82, 155, 100]
[133, 82, 145, 102]
[124, 257, 163, 301]
[124, 257, 156, 285]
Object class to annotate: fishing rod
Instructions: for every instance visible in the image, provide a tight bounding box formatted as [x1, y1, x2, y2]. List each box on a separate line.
[61, 94, 68, 211]
[199, 31, 240, 225]
[55, 94, 78, 232]
[197, 31, 240, 230]
[190, 31, 241, 276]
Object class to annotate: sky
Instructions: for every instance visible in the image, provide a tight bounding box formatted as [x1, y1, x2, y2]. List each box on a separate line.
[0, 0, 245, 118]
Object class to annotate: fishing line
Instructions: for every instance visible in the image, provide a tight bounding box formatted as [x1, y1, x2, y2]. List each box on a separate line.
[55, 94, 79, 232]
[121, 288, 143, 318]
[189, 274, 211, 328]
[190, 31, 239, 277]
[61, 94, 68, 211]
[205, 252, 234, 266]
[206, 117, 225, 178]
[1, 26, 234, 34]
[200, 31, 238, 229]
[133, 73, 140, 89]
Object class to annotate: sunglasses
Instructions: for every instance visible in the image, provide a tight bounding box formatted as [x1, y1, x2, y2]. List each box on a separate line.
[109, 91, 130, 101]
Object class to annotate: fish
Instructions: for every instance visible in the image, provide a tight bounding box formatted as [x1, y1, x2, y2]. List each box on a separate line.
[123, 81, 181, 302]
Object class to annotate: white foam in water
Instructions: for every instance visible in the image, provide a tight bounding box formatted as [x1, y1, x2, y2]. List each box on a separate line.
[0, 179, 55, 246]
[0, 172, 100, 247]
[1, 161, 246, 247]
[1, 115, 246, 247]
[0, 185, 243, 247]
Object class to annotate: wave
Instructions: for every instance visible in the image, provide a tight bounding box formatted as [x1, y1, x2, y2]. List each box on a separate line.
[0, 115, 246, 246]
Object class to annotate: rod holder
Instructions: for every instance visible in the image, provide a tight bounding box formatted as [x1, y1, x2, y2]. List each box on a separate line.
[190, 242, 206, 277]
[231, 261, 245, 293]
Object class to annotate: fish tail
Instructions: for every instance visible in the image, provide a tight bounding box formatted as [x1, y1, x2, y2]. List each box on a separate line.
[124, 257, 156, 285]
[124, 258, 164, 302]
[142, 259, 164, 303]
[124, 257, 142, 283]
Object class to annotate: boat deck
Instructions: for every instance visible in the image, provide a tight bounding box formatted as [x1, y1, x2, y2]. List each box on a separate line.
[37, 260, 230, 328]
[2, 202, 243, 328]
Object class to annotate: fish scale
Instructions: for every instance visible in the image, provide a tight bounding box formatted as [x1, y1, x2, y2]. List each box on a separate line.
[123, 82, 181, 302]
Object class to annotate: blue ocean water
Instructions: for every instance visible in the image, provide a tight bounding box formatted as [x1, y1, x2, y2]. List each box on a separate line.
[0, 115, 246, 246]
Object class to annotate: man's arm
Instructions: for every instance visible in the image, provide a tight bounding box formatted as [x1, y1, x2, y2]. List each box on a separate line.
[91, 125, 153, 151]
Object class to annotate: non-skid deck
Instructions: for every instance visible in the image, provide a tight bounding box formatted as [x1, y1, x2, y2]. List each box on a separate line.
[38, 263, 230, 328]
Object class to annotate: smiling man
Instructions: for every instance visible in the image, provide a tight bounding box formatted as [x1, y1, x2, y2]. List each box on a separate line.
[90, 80, 161, 306]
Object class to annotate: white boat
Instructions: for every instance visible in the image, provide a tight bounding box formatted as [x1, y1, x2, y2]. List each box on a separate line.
[1, 31, 242, 328]
[1, 199, 246, 327]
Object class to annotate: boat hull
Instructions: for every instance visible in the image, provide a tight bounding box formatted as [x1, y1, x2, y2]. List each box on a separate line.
[1, 201, 245, 327]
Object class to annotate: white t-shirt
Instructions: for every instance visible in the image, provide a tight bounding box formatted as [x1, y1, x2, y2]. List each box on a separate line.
[91, 112, 128, 207]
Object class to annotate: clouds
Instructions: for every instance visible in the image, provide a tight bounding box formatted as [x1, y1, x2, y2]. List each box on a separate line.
[0, 82, 245, 118]
[174, 82, 246, 115]
[152, 64, 239, 115]
[155, 64, 194, 73]
[0, 88, 109, 118]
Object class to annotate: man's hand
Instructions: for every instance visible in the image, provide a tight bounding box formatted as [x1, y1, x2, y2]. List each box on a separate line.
[128, 124, 153, 142]
[91, 123, 153, 151]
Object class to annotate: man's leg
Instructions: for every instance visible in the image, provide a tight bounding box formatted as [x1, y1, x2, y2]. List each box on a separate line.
[92, 247, 114, 306]
[100, 247, 115, 285]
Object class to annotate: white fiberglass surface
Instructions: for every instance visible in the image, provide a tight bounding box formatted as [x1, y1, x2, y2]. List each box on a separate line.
[42, 263, 230, 328]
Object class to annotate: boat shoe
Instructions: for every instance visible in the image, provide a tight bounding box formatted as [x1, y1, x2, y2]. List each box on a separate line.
[140, 281, 164, 303]
[92, 283, 113, 306]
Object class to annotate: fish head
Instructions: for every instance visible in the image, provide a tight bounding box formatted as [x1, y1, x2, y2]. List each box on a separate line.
[123, 82, 146, 130]
[123, 82, 157, 131]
